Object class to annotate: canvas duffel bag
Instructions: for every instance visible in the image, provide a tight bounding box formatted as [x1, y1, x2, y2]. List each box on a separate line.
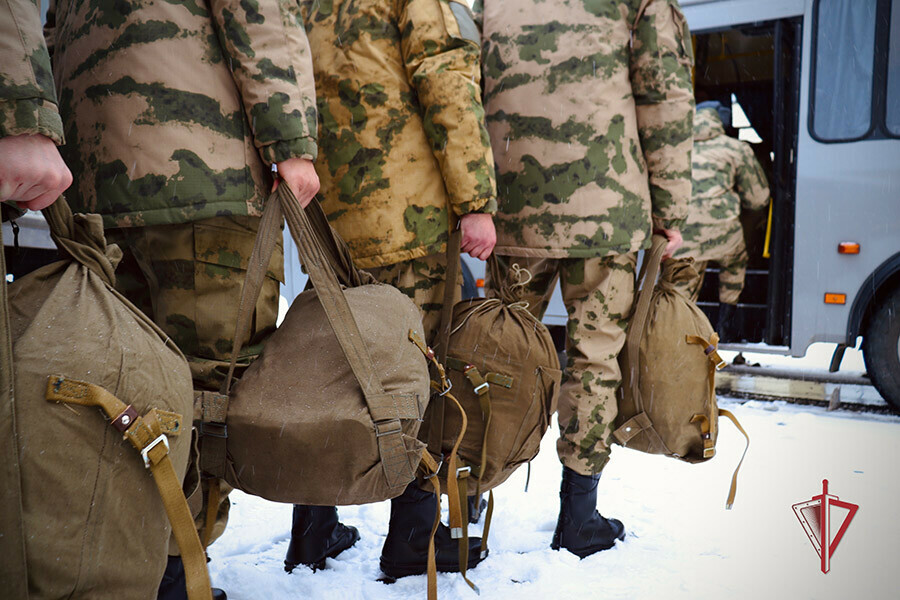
[418, 233, 561, 584]
[196, 186, 431, 506]
[5, 200, 210, 599]
[614, 234, 749, 508]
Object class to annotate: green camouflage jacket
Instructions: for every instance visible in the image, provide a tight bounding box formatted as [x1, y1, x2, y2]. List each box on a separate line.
[300, 0, 497, 268]
[0, 0, 64, 144]
[46, 0, 318, 229]
[675, 107, 770, 261]
[476, 0, 693, 258]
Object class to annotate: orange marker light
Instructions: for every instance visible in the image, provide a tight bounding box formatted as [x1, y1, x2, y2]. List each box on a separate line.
[476, 278, 485, 288]
[824, 293, 846, 305]
[838, 242, 860, 254]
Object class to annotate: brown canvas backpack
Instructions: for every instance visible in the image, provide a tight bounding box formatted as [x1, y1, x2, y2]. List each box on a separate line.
[614, 235, 749, 508]
[5, 200, 210, 599]
[419, 236, 561, 583]
[196, 186, 431, 507]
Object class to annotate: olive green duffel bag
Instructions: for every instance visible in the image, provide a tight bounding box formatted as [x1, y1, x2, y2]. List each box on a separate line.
[196, 186, 431, 506]
[4, 200, 209, 599]
[614, 234, 749, 509]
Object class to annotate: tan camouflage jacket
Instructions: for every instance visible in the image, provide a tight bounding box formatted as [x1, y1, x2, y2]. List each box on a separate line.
[0, 0, 64, 144]
[46, 0, 318, 229]
[476, 0, 694, 258]
[300, 0, 497, 268]
[675, 107, 769, 261]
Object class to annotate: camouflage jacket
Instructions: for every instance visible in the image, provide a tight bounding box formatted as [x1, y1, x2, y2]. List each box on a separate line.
[300, 0, 497, 268]
[476, 0, 693, 258]
[0, 0, 64, 144]
[46, 0, 318, 229]
[675, 108, 769, 261]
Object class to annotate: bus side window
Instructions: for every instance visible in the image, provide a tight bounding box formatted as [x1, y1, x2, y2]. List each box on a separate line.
[810, 0, 877, 142]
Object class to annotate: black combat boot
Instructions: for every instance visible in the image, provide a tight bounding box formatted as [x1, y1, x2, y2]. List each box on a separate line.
[717, 302, 737, 342]
[284, 505, 360, 572]
[467, 494, 487, 524]
[380, 483, 487, 578]
[550, 467, 625, 558]
[157, 555, 227, 600]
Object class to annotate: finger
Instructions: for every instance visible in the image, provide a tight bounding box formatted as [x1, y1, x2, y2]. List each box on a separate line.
[20, 189, 61, 211]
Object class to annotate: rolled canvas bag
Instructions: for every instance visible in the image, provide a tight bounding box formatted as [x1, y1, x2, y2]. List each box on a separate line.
[197, 186, 431, 506]
[614, 235, 749, 508]
[6, 200, 208, 599]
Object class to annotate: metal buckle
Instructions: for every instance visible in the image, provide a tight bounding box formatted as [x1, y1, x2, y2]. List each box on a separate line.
[375, 420, 402, 438]
[141, 435, 169, 468]
[439, 379, 453, 396]
[457, 466, 471, 476]
[715, 358, 727, 371]
[473, 382, 489, 395]
[199, 421, 228, 439]
[451, 527, 464, 539]
[423, 456, 444, 480]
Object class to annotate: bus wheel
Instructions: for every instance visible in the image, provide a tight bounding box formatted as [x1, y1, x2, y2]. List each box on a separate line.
[863, 286, 900, 413]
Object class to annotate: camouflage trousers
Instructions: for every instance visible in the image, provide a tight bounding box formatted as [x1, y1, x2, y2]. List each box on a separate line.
[365, 253, 460, 345]
[107, 215, 283, 553]
[487, 253, 636, 476]
[674, 245, 748, 305]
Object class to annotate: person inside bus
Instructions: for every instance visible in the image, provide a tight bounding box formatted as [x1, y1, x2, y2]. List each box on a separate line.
[674, 101, 770, 339]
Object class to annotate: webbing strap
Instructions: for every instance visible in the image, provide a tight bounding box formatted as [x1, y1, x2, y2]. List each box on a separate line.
[427, 226, 462, 458]
[419, 452, 441, 600]
[197, 391, 229, 479]
[461, 364, 493, 501]
[719, 409, 750, 509]
[480, 490, 495, 559]
[455, 474, 478, 594]
[686, 332, 724, 457]
[45, 376, 212, 600]
[446, 356, 514, 388]
[625, 235, 667, 416]
[202, 480, 220, 549]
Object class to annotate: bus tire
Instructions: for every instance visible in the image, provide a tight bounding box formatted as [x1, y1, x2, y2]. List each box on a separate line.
[863, 286, 900, 413]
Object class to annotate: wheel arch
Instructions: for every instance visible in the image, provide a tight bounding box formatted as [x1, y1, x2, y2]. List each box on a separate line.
[847, 251, 900, 343]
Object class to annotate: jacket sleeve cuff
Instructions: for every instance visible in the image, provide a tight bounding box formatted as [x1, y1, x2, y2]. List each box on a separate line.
[452, 196, 498, 216]
[258, 136, 318, 165]
[0, 98, 65, 145]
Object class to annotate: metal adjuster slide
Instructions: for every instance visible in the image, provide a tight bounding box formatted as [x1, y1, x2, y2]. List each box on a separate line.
[141, 434, 170, 468]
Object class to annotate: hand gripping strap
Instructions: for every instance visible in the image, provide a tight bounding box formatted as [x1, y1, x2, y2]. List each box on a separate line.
[46, 376, 212, 600]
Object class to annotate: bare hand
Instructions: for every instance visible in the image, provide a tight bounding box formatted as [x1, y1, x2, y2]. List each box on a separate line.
[0, 134, 72, 211]
[654, 227, 683, 261]
[273, 157, 320, 208]
[460, 212, 496, 260]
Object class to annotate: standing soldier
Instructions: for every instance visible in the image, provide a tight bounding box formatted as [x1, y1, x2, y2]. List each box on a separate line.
[476, 0, 694, 558]
[1, 1, 71, 596]
[674, 102, 770, 339]
[44, 1, 321, 598]
[289, 0, 498, 578]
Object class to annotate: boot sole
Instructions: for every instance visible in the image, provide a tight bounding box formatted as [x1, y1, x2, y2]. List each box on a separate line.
[380, 550, 487, 579]
[551, 530, 626, 558]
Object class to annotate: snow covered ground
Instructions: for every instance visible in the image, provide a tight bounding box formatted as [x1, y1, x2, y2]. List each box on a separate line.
[208, 389, 900, 600]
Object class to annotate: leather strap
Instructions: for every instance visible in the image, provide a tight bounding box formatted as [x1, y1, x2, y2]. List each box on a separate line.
[419, 452, 441, 600]
[45, 376, 212, 600]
